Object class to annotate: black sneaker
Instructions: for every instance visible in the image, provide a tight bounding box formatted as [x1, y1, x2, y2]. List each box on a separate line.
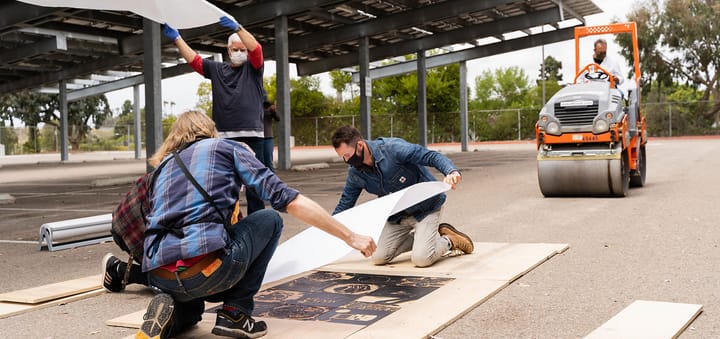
[136, 293, 175, 339]
[101, 253, 124, 292]
[212, 309, 268, 338]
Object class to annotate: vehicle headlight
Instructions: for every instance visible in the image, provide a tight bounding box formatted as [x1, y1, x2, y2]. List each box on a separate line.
[593, 119, 609, 133]
[546, 121, 561, 135]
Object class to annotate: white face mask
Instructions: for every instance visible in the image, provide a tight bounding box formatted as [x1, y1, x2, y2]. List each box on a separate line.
[230, 51, 247, 65]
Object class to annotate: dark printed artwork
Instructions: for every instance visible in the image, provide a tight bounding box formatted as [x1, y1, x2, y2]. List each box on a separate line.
[250, 271, 454, 325]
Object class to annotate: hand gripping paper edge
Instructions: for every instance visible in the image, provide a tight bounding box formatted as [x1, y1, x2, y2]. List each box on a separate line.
[262, 181, 451, 285]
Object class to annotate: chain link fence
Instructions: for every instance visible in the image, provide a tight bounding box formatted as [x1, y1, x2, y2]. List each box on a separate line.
[1, 101, 717, 155]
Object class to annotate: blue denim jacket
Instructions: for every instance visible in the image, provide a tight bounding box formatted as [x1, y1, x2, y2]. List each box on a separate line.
[333, 137, 458, 223]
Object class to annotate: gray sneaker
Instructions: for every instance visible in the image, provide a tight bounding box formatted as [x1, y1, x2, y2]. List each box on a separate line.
[136, 293, 175, 339]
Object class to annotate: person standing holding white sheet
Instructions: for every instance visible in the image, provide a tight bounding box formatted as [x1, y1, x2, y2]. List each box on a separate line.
[163, 16, 266, 215]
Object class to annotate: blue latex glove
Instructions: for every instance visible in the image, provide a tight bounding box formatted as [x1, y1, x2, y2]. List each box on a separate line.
[163, 23, 180, 41]
[219, 16, 241, 31]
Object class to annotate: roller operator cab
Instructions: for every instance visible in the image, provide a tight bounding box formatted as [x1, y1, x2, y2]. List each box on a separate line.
[535, 22, 647, 197]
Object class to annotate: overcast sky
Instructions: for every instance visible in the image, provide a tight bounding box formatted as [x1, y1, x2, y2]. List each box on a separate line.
[105, 0, 637, 115]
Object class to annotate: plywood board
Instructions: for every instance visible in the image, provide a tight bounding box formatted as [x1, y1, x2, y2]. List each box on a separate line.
[122, 318, 364, 339]
[0, 289, 104, 319]
[322, 242, 569, 281]
[584, 300, 703, 339]
[112, 242, 568, 339]
[0, 274, 102, 304]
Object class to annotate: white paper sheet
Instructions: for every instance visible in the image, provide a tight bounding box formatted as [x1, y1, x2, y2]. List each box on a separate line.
[262, 181, 451, 284]
[18, 0, 231, 29]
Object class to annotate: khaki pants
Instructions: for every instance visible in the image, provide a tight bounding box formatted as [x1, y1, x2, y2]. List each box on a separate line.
[372, 208, 449, 267]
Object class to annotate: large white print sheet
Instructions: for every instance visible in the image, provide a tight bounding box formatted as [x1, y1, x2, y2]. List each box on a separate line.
[262, 181, 450, 285]
[18, 0, 231, 29]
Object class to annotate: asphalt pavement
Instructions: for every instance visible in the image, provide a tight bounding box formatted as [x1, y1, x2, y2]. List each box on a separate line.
[0, 138, 719, 338]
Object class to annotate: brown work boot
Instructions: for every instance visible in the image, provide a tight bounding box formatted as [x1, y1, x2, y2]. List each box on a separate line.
[438, 223, 474, 254]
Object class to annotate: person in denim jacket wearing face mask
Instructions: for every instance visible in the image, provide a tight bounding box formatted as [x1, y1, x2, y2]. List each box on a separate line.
[163, 16, 267, 216]
[331, 125, 474, 268]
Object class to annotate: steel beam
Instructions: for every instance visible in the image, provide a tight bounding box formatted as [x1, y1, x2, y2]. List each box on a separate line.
[0, 36, 66, 64]
[417, 51, 427, 146]
[359, 36, 371, 139]
[143, 19, 162, 170]
[460, 61, 468, 151]
[287, 0, 516, 52]
[297, 7, 562, 75]
[351, 26, 578, 81]
[66, 62, 193, 101]
[276, 16, 292, 171]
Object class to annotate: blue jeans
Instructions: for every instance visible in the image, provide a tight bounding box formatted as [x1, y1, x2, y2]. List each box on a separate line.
[262, 137, 275, 172]
[229, 137, 266, 214]
[148, 209, 283, 317]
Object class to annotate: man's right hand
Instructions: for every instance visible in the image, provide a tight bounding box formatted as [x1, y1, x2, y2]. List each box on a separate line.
[163, 23, 180, 41]
[348, 233, 377, 258]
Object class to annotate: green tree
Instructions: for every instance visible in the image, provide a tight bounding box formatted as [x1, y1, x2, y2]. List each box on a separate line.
[114, 100, 144, 148]
[264, 75, 277, 103]
[368, 61, 461, 142]
[195, 81, 213, 116]
[329, 69, 353, 102]
[0, 91, 111, 151]
[539, 55, 563, 82]
[290, 76, 328, 117]
[619, 0, 720, 123]
[615, 2, 672, 97]
[471, 67, 535, 140]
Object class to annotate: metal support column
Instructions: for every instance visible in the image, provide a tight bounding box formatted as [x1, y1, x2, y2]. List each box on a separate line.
[143, 19, 162, 172]
[275, 16, 292, 170]
[358, 36, 371, 139]
[417, 51, 427, 147]
[59, 79, 69, 161]
[459, 61, 469, 152]
[133, 84, 142, 159]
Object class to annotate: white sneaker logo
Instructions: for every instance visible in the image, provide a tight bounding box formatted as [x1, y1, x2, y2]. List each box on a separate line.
[244, 319, 253, 332]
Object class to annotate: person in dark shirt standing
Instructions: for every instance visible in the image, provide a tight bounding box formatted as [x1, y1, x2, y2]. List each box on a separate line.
[163, 16, 266, 215]
[262, 98, 279, 171]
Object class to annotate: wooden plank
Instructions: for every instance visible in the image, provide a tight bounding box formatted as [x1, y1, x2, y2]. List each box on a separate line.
[0, 289, 104, 319]
[321, 242, 569, 281]
[112, 242, 568, 338]
[106, 310, 146, 328]
[346, 278, 506, 339]
[121, 317, 364, 339]
[0, 274, 102, 304]
[584, 300, 703, 339]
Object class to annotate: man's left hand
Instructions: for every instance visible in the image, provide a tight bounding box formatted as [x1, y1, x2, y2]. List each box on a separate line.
[444, 171, 462, 190]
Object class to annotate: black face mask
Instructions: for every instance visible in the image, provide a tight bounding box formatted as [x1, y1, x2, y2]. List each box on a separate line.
[345, 143, 365, 169]
[594, 52, 606, 64]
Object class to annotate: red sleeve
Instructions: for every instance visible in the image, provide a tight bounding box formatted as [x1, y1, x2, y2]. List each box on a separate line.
[189, 54, 204, 76]
[249, 44, 263, 70]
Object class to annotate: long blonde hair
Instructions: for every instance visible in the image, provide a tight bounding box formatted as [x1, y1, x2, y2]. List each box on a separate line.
[148, 110, 218, 167]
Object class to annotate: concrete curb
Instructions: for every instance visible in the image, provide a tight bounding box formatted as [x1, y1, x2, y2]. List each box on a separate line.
[290, 162, 330, 171]
[91, 176, 138, 187]
[0, 193, 16, 204]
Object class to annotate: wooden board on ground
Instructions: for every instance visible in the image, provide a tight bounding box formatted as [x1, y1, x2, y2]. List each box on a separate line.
[0, 274, 101, 304]
[584, 300, 703, 339]
[113, 242, 568, 339]
[0, 289, 104, 319]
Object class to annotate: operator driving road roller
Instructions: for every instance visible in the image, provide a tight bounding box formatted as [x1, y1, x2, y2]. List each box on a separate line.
[535, 22, 647, 197]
